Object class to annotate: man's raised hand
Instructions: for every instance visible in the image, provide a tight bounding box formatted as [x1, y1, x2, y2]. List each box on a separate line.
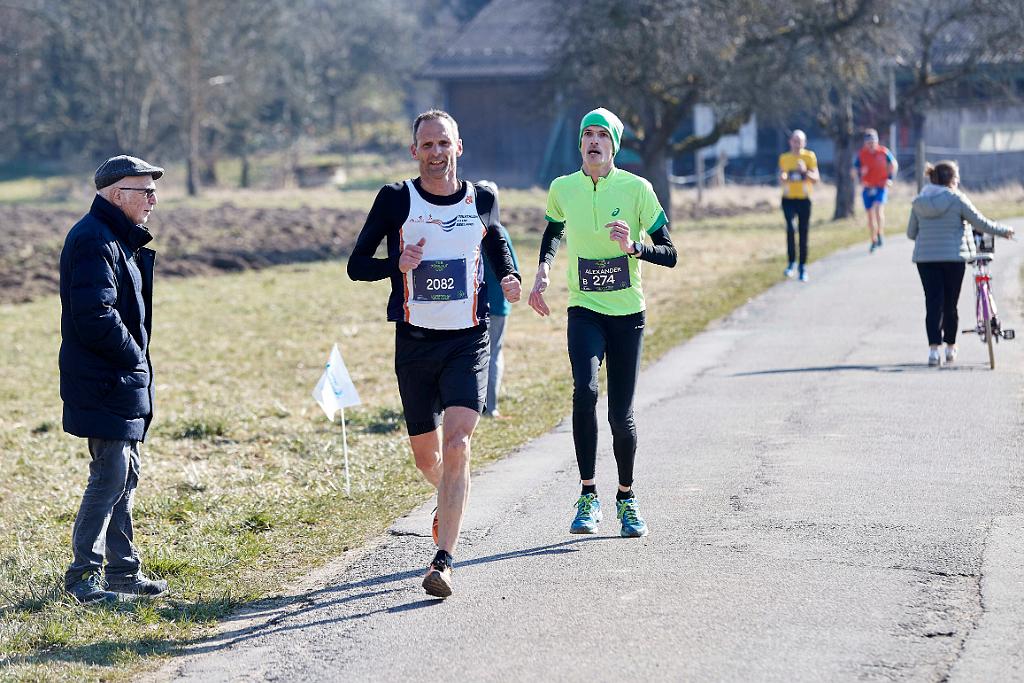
[399, 237, 426, 273]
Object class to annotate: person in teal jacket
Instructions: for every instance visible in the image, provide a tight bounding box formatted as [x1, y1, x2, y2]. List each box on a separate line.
[479, 185, 520, 417]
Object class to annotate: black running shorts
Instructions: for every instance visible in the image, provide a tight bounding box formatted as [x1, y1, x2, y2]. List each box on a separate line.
[394, 323, 489, 436]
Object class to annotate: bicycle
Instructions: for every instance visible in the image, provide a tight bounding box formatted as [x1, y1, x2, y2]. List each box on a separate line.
[962, 232, 1015, 369]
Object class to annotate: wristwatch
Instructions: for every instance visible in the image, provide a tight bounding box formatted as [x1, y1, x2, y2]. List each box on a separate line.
[629, 241, 642, 256]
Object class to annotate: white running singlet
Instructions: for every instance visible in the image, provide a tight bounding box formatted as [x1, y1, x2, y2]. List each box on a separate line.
[399, 180, 487, 330]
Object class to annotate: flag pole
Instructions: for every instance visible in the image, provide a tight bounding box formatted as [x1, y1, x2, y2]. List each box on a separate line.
[340, 405, 351, 496]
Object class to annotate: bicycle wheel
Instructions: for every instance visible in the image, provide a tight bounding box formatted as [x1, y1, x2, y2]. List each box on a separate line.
[985, 315, 996, 369]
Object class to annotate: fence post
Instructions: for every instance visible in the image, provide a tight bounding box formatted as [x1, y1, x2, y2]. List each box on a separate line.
[695, 151, 705, 204]
[715, 150, 727, 187]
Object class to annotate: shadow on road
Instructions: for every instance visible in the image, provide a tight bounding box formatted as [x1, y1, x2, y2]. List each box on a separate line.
[731, 362, 992, 376]
[171, 536, 612, 659]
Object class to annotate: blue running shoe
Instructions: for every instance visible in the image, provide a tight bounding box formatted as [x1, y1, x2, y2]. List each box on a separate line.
[570, 493, 602, 534]
[616, 498, 649, 537]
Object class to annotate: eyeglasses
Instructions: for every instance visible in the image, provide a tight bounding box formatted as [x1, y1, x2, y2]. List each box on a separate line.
[117, 187, 157, 198]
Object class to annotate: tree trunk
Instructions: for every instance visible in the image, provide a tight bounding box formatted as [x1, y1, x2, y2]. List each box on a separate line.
[912, 112, 926, 192]
[831, 96, 856, 220]
[185, 0, 202, 197]
[200, 157, 218, 186]
[640, 145, 672, 225]
[833, 139, 856, 220]
[186, 156, 198, 197]
[240, 153, 250, 189]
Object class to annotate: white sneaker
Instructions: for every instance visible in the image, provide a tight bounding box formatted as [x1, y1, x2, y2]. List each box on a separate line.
[928, 349, 941, 367]
[945, 346, 957, 364]
[784, 263, 797, 278]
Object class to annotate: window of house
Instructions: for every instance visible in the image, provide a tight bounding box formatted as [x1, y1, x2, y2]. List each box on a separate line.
[960, 123, 1024, 152]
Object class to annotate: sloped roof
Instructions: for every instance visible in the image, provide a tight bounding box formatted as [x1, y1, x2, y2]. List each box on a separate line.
[929, 31, 1024, 67]
[422, 0, 558, 79]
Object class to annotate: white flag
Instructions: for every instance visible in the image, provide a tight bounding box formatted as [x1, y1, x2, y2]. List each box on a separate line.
[312, 344, 361, 420]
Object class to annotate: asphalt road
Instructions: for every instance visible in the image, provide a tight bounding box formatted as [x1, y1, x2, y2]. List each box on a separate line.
[156, 222, 1024, 682]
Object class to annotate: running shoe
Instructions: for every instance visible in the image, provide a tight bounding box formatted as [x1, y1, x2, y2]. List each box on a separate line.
[569, 493, 602, 534]
[616, 498, 649, 538]
[65, 571, 119, 604]
[106, 572, 168, 598]
[869, 240, 878, 253]
[784, 262, 797, 279]
[945, 346, 958, 364]
[798, 266, 809, 283]
[928, 349, 941, 367]
[431, 507, 439, 546]
[877, 235, 884, 248]
[422, 557, 453, 598]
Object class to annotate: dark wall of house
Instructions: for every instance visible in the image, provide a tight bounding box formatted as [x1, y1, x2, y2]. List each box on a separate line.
[443, 79, 581, 188]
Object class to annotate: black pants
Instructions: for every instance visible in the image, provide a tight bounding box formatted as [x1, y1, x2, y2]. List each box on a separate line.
[567, 306, 644, 487]
[916, 262, 966, 345]
[66, 439, 141, 586]
[782, 198, 811, 265]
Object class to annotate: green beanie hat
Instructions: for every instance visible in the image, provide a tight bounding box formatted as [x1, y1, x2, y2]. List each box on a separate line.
[579, 107, 623, 155]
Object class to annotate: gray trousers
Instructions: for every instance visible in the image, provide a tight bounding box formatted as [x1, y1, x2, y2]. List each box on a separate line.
[486, 314, 507, 414]
[65, 438, 141, 586]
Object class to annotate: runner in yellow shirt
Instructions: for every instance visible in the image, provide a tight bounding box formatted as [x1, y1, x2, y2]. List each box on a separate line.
[528, 108, 677, 537]
[777, 129, 819, 282]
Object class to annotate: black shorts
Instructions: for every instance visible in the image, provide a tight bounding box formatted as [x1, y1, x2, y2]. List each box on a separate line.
[394, 323, 489, 436]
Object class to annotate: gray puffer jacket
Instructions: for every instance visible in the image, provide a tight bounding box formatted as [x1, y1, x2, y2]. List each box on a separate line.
[907, 184, 1012, 263]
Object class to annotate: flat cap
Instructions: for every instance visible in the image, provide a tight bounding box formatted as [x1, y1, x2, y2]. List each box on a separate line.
[94, 154, 164, 190]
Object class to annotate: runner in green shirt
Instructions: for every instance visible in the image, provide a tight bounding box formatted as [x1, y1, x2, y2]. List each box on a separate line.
[529, 107, 677, 537]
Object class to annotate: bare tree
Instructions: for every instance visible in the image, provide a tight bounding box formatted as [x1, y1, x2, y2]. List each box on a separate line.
[891, 0, 1024, 189]
[554, 0, 880, 220]
[797, 10, 892, 218]
[0, 0, 422, 188]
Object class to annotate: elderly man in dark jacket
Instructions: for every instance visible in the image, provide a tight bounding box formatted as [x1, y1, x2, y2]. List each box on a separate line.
[60, 155, 168, 603]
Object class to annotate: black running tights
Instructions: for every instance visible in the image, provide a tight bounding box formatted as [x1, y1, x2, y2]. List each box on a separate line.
[782, 197, 811, 266]
[567, 306, 644, 487]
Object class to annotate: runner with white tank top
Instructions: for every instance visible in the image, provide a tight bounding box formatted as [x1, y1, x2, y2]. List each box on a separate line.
[348, 110, 521, 599]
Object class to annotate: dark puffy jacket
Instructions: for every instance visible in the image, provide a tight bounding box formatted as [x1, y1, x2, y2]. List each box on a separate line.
[59, 195, 155, 441]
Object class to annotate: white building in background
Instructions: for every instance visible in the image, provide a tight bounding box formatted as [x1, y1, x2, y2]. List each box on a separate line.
[694, 105, 758, 160]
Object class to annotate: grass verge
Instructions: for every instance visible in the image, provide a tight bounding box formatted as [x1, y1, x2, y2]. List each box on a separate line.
[0, 190, 1018, 680]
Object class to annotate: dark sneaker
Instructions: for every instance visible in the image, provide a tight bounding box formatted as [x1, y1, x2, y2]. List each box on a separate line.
[106, 572, 168, 598]
[570, 493, 602, 534]
[66, 571, 119, 604]
[422, 558, 453, 598]
[616, 498, 649, 538]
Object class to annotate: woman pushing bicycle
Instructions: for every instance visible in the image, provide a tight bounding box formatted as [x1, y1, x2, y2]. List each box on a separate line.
[528, 108, 677, 537]
[906, 160, 1015, 366]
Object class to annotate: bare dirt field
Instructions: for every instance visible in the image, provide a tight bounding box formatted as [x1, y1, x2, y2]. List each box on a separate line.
[0, 192, 775, 306]
[6, 179, 966, 306]
[0, 203, 545, 305]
